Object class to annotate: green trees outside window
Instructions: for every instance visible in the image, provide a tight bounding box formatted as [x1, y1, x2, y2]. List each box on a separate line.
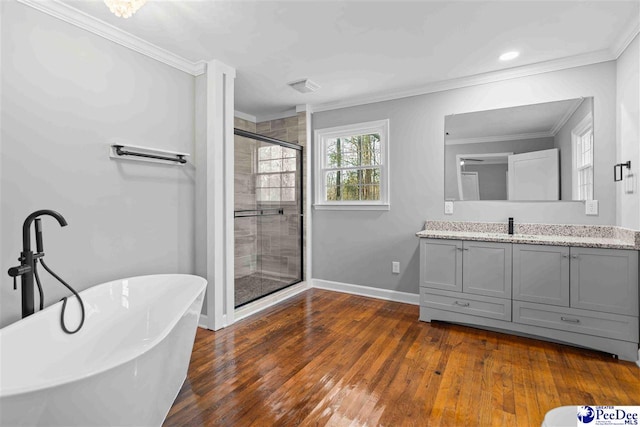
[325, 133, 381, 201]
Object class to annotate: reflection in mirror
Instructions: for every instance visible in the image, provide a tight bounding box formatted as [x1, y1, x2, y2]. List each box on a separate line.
[444, 97, 594, 201]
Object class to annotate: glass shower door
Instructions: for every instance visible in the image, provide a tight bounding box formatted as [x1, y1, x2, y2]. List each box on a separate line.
[234, 130, 302, 308]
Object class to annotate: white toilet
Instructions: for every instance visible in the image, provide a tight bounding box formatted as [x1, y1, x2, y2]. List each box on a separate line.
[541, 406, 577, 427]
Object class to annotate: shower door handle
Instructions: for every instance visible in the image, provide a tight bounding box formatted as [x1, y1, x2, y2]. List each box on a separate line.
[234, 208, 284, 218]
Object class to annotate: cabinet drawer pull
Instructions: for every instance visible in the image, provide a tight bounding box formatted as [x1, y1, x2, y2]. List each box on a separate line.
[561, 316, 581, 323]
[454, 301, 470, 307]
[561, 254, 569, 258]
[571, 255, 579, 259]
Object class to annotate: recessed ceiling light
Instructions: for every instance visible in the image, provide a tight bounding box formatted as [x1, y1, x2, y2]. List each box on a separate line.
[499, 51, 520, 61]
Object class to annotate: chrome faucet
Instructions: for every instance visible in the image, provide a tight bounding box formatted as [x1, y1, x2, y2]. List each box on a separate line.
[8, 210, 67, 318]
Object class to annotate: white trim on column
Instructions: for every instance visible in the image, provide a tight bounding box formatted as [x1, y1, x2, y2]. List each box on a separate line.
[16, 0, 205, 76]
[297, 105, 313, 284]
[205, 60, 236, 331]
[223, 64, 236, 328]
[312, 279, 420, 305]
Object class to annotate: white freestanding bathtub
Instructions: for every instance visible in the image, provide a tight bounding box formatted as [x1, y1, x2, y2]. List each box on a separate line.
[0, 274, 206, 427]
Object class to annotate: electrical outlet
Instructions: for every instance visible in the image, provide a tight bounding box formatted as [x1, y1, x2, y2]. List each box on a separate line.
[585, 200, 599, 216]
[444, 201, 454, 215]
[392, 261, 400, 274]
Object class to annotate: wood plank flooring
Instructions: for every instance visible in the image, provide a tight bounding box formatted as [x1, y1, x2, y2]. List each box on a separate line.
[164, 289, 640, 426]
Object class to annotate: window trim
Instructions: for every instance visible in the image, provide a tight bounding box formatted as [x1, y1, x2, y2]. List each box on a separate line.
[314, 119, 390, 210]
[571, 113, 594, 201]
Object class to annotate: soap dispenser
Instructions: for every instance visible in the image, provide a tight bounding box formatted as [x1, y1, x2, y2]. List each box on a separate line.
[508, 217, 514, 235]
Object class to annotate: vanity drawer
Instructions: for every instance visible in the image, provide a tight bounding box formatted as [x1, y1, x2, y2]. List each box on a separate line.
[513, 301, 639, 342]
[420, 288, 511, 321]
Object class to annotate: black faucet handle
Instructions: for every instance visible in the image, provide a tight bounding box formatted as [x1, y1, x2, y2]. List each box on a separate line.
[8, 265, 31, 277]
[8, 265, 31, 290]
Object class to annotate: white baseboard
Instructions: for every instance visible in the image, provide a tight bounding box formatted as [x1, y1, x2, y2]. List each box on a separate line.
[234, 281, 310, 322]
[198, 314, 208, 329]
[637, 349, 640, 368]
[312, 278, 419, 305]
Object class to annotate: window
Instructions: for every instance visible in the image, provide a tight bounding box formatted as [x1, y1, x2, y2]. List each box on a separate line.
[256, 145, 298, 203]
[571, 114, 594, 201]
[314, 120, 389, 210]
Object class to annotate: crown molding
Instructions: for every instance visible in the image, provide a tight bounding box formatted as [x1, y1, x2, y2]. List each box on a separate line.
[611, 17, 640, 59]
[446, 131, 553, 146]
[255, 108, 297, 123]
[312, 49, 615, 113]
[17, 0, 205, 76]
[234, 110, 257, 123]
[548, 97, 583, 136]
[16, 0, 635, 112]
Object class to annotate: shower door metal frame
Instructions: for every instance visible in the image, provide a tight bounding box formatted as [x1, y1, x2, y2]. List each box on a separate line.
[233, 128, 304, 307]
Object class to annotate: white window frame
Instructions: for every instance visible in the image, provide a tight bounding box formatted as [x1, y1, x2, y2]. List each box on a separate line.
[314, 119, 390, 210]
[571, 113, 594, 201]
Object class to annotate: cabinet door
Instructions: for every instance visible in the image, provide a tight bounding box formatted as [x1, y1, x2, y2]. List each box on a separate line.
[420, 239, 462, 292]
[462, 241, 512, 298]
[513, 244, 569, 306]
[570, 247, 639, 316]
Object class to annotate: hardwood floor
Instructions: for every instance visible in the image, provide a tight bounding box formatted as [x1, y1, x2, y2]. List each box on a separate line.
[165, 289, 640, 426]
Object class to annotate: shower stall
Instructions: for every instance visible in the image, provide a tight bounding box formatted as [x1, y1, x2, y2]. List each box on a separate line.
[233, 128, 303, 307]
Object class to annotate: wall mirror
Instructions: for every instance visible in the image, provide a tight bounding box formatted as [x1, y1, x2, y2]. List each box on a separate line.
[444, 97, 594, 201]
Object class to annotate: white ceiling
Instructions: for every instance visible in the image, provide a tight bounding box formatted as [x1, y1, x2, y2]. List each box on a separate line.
[59, 0, 640, 119]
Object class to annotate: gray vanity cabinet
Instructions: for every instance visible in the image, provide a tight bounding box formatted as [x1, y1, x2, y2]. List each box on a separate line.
[420, 237, 640, 361]
[569, 247, 638, 316]
[419, 239, 462, 292]
[512, 244, 570, 306]
[420, 239, 512, 322]
[462, 241, 512, 299]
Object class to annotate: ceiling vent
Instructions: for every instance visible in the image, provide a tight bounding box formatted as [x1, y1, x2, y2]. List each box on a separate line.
[288, 79, 320, 94]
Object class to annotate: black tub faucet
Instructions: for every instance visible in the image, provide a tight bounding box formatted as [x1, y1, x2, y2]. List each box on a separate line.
[508, 217, 514, 235]
[8, 210, 67, 318]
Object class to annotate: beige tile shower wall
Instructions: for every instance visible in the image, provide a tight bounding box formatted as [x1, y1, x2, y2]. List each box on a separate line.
[234, 117, 258, 279]
[256, 116, 299, 143]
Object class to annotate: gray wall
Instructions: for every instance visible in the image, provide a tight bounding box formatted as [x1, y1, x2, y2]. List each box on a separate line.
[464, 163, 508, 200]
[312, 61, 617, 294]
[1, 2, 195, 326]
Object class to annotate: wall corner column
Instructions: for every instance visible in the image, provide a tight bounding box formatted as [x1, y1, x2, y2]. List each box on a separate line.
[195, 59, 236, 330]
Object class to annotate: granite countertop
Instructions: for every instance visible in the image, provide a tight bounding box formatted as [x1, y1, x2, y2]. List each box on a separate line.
[416, 221, 640, 250]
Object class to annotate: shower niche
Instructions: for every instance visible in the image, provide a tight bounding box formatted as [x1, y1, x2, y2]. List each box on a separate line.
[234, 127, 303, 307]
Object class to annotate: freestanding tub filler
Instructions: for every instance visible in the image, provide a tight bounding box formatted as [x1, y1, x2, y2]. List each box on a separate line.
[0, 274, 207, 426]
